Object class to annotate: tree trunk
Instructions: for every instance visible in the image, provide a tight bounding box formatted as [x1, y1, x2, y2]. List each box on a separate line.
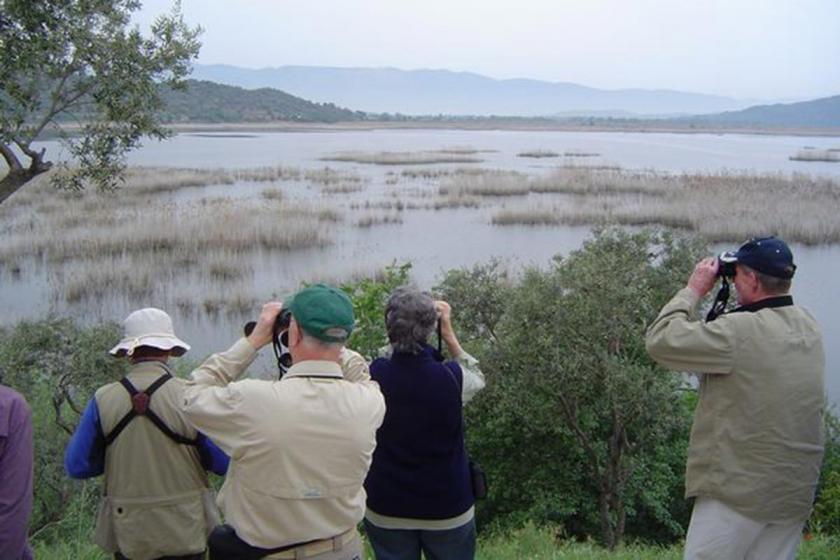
[598, 490, 617, 550]
[0, 168, 42, 204]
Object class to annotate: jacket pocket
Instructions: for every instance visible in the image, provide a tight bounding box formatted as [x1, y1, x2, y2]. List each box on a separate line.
[110, 491, 207, 559]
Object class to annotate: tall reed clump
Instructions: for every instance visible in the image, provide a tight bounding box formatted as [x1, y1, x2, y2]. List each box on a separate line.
[0, 168, 342, 304]
[789, 149, 840, 162]
[491, 169, 840, 245]
[438, 170, 529, 197]
[321, 150, 484, 165]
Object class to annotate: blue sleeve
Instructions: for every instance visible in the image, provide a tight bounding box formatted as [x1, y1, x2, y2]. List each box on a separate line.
[197, 433, 229, 476]
[64, 399, 106, 479]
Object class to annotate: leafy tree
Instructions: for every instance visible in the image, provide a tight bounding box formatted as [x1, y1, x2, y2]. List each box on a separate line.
[0, 0, 201, 203]
[437, 228, 706, 548]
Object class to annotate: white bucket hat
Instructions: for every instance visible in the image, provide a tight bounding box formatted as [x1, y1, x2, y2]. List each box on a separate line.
[109, 308, 190, 357]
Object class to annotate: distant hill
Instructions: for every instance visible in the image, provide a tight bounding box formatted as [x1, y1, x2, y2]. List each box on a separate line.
[157, 79, 365, 123]
[688, 95, 840, 128]
[191, 64, 757, 117]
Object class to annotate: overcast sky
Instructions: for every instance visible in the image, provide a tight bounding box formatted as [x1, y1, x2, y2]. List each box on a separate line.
[134, 0, 839, 101]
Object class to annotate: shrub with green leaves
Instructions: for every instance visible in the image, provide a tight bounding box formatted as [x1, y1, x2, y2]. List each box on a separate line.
[0, 317, 123, 544]
[437, 228, 706, 548]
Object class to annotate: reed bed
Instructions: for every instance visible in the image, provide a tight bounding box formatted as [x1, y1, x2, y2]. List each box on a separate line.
[320, 182, 365, 194]
[304, 167, 366, 185]
[232, 166, 302, 182]
[260, 188, 284, 201]
[491, 171, 840, 244]
[355, 213, 404, 228]
[351, 200, 413, 211]
[0, 169, 343, 303]
[438, 170, 529, 197]
[401, 167, 499, 179]
[518, 150, 560, 158]
[531, 167, 671, 196]
[321, 151, 484, 165]
[3, 201, 333, 262]
[436, 146, 497, 155]
[564, 151, 601, 157]
[790, 149, 840, 162]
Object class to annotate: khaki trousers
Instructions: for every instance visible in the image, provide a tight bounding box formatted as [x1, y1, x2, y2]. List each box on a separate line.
[684, 497, 804, 560]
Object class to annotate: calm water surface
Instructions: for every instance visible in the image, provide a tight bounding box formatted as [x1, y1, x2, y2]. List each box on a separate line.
[3, 129, 838, 401]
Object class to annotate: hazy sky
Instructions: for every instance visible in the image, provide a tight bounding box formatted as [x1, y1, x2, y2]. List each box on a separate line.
[134, 0, 840, 101]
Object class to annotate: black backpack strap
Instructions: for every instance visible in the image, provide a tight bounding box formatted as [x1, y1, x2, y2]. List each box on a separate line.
[104, 372, 199, 447]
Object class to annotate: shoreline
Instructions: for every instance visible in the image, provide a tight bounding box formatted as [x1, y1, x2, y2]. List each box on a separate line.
[33, 120, 840, 139]
[163, 120, 840, 138]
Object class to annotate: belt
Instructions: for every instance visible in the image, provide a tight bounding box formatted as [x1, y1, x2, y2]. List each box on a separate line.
[265, 528, 357, 559]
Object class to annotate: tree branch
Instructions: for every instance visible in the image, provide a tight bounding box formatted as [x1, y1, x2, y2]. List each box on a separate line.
[25, 78, 91, 146]
[0, 142, 23, 172]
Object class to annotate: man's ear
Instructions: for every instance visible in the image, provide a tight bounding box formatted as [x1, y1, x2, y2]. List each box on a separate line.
[288, 318, 301, 347]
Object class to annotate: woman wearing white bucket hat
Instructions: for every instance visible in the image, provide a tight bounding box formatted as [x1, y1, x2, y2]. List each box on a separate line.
[65, 308, 229, 560]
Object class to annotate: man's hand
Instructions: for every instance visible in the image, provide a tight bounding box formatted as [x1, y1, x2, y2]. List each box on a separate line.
[687, 257, 720, 298]
[247, 302, 283, 350]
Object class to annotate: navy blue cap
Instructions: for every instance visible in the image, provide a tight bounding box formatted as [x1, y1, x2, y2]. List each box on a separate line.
[729, 236, 796, 279]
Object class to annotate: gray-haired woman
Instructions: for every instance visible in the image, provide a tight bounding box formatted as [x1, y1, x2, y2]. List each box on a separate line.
[363, 287, 485, 560]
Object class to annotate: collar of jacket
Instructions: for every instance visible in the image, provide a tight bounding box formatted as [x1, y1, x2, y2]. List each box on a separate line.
[391, 343, 445, 363]
[283, 360, 343, 379]
[728, 295, 794, 315]
[127, 360, 173, 377]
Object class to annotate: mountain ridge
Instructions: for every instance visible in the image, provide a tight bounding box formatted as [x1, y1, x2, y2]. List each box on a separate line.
[190, 63, 759, 117]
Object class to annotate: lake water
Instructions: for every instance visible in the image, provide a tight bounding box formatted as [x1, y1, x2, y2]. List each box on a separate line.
[2, 129, 839, 402]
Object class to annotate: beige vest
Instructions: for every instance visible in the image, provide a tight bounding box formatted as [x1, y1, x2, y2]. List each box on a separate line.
[93, 361, 220, 560]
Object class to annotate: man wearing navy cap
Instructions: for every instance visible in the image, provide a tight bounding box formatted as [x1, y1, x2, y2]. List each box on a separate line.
[646, 237, 825, 560]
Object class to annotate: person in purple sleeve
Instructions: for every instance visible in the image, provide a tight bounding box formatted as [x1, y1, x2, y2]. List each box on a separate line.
[65, 308, 229, 560]
[0, 381, 34, 560]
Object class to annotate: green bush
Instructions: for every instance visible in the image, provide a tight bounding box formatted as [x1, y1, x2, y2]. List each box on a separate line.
[0, 318, 123, 543]
[812, 408, 840, 534]
[437, 228, 706, 547]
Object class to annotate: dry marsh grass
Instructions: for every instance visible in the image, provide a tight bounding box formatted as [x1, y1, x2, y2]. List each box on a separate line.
[304, 167, 366, 185]
[0, 169, 343, 303]
[518, 150, 560, 158]
[320, 182, 365, 194]
[321, 151, 484, 165]
[260, 188, 284, 201]
[355, 213, 404, 228]
[401, 167, 500, 180]
[790, 149, 840, 162]
[491, 170, 840, 244]
[439, 170, 529, 197]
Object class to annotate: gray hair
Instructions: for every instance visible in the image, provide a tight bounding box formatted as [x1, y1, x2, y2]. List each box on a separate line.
[385, 286, 437, 354]
[742, 265, 792, 295]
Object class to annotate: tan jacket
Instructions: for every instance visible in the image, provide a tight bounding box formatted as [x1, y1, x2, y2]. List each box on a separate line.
[181, 339, 386, 548]
[646, 288, 825, 522]
[93, 361, 220, 560]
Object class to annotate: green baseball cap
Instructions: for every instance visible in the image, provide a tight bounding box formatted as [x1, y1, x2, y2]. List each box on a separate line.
[287, 284, 355, 342]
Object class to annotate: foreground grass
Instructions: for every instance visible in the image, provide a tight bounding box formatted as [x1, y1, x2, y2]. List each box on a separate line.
[34, 524, 840, 560]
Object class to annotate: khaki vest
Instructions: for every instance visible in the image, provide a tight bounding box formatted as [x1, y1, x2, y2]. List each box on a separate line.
[93, 361, 220, 560]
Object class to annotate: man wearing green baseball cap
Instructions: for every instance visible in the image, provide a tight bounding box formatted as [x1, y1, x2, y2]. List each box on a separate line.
[181, 284, 385, 560]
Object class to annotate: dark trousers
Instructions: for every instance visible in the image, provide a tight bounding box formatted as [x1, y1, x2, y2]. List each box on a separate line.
[363, 518, 476, 560]
[115, 553, 205, 560]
